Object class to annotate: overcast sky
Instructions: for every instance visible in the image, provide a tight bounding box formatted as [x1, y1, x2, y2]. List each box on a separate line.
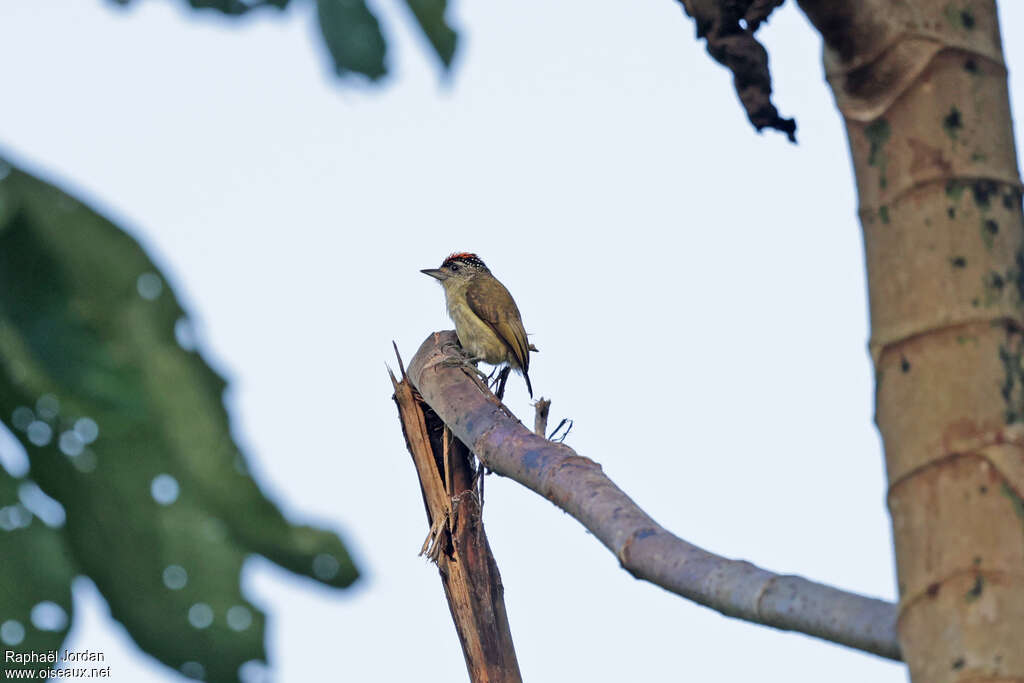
[1, 1, 1023, 681]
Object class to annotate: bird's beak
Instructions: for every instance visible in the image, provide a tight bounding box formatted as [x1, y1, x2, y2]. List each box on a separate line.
[420, 268, 448, 281]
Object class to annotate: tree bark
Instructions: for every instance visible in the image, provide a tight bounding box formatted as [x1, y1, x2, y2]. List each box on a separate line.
[795, 1, 1024, 681]
[406, 330, 901, 660]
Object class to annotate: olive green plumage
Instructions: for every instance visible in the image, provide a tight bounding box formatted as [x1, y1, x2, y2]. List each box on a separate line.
[421, 253, 534, 397]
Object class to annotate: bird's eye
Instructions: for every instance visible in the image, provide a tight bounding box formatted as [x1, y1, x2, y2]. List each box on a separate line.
[450, 263, 460, 272]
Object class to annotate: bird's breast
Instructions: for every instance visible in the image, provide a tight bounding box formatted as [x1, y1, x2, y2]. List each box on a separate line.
[447, 299, 511, 365]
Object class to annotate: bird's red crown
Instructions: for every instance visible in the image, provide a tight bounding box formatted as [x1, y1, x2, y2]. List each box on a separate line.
[442, 252, 488, 270]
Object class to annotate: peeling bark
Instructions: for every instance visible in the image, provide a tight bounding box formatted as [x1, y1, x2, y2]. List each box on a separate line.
[405, 331, 901, 660]
[795, 1, 1024, 680]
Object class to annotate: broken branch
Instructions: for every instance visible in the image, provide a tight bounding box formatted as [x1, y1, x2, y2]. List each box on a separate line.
[406, 331, 900, 661]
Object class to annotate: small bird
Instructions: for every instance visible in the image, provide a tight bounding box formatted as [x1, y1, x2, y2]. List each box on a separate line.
[421, 252, 534, 397]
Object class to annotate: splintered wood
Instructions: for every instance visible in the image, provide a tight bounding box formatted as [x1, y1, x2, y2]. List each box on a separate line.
[390, 357, 521, 683]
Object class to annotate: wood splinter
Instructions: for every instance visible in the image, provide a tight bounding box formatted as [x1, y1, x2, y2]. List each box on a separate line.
[390, 344, 521, 683]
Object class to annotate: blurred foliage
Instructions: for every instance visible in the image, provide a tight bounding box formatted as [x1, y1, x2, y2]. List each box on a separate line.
[316, 0, 388, 78]
[1, 0, 450, 676]
[108, 0, 290, 15]
[0, 157, 358, 681]
[0, 471, 75, 679]
[109, 0, 459, 77]
[401, 0, 457, 68]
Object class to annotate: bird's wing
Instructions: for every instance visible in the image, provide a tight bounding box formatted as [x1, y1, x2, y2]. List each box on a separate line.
[465, 276, 530, 373]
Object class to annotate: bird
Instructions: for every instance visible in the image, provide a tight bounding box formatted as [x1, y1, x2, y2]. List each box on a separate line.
[421, 252, 534, 397]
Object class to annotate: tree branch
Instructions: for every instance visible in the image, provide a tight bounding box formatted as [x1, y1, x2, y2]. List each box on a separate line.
[407, 331, 901, 661]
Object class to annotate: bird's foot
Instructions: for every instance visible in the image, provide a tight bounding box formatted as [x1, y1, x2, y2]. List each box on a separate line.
[440, 350, 490, 381]
[439, 340, 466, 360]
[489, 366, 512, 399]
[439, 341, 473, 365]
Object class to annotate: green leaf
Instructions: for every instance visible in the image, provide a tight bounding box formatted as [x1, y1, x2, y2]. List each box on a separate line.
[0, 156, 359, 680]
[110, 0, 292, 15]
[109, 0, 459, 83]
[0, 470, 75, 679]
[402, 0, 457, 68]
[185, 0, 291, 13]
[316, 0, 388, 80]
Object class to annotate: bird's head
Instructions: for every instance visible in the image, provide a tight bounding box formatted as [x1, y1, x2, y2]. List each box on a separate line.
[421, 252, 490, 289]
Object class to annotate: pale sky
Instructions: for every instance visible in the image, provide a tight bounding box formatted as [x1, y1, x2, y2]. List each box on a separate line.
[1, 1, 1023, 681]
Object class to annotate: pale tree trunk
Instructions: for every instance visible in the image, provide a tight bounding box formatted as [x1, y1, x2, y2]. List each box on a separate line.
[796, 1, 1024, 681]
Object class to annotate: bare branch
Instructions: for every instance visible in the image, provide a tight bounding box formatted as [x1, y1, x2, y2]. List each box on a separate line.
[407, 331, 901, 661]
[533, 398, 551, 436]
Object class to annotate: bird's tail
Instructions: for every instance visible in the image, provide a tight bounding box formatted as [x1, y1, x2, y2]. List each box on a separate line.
[523, 369, 533, 398]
